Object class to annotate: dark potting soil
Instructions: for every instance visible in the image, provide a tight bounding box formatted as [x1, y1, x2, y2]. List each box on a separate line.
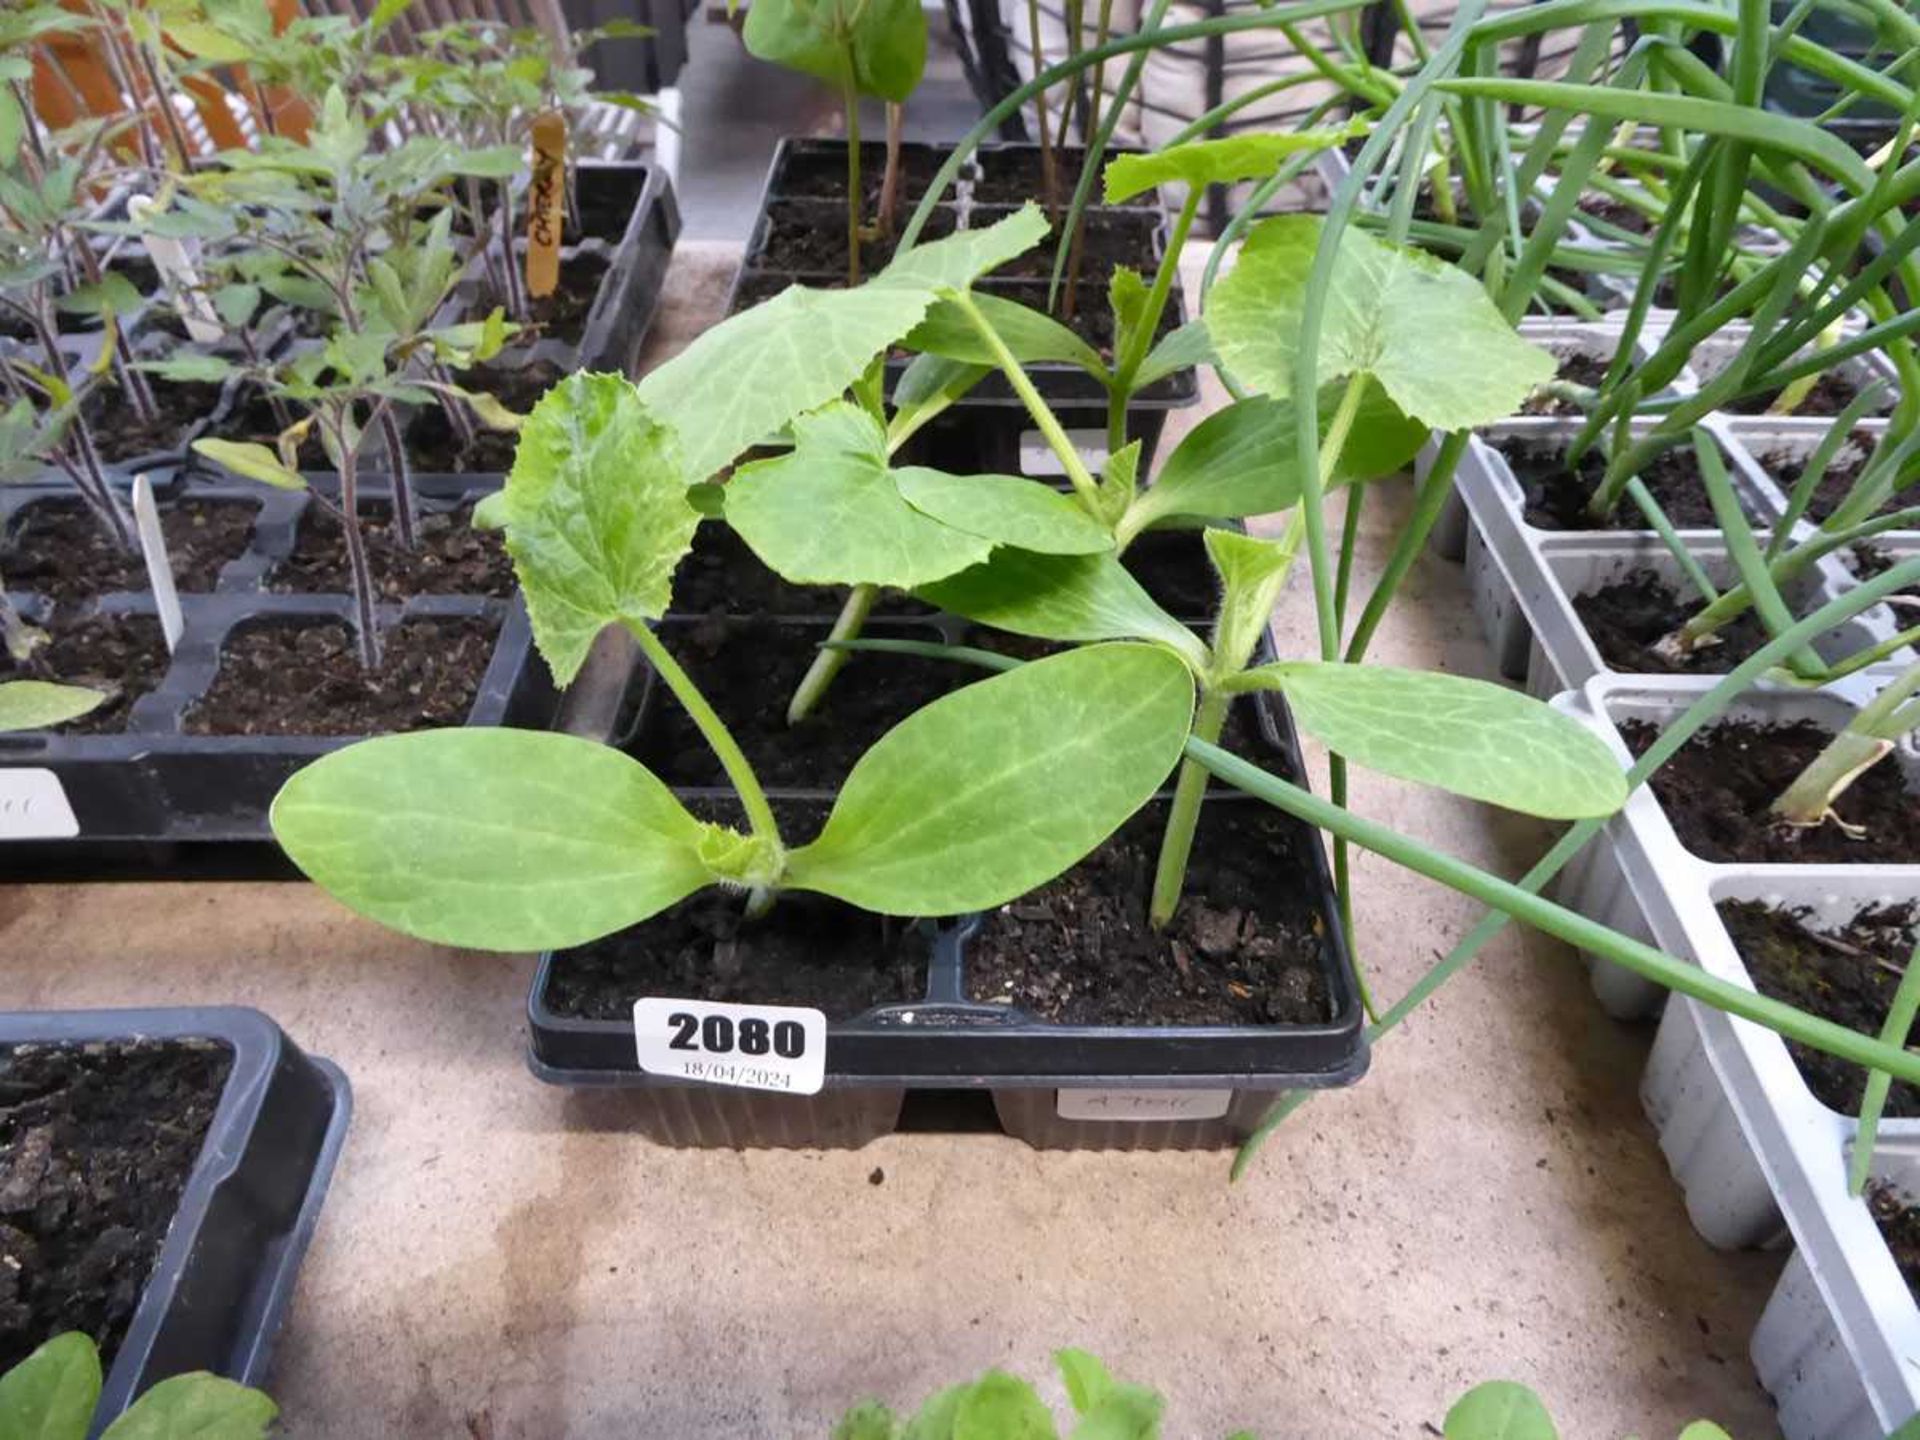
[1577, 194, 1654, 235]
[0, 612, 169, 735]
[630, 615, 1257, 790]
[981, 207, 1162, 287]
[1719, 898, 1920, 1116]
[1869, 1183, 1920, 1302]
[1123, 528, 1219, 621]
[972, 148, 1114, 207]
[572, 172, 645, 244]
[1851, 543, 1920, 603]
[544, 799, 928, 1020]
[1653, 272, 1739, 308]
[183, 614, 498, 736]
[206, 386, 320, 465]
[481, 251, 610, 351]
[1762, 436, 1907, 526]
[83, 380, 223, 464]
[1726, 370, 1884, 418]
[4, 499, 255, 602]
[1573, 570, 1770, 675]
[778, 144, 950, 205]
[965, 800, 1331, 1026]
[270, 501, 513, 599]
[1519, 353, 1614, 416]
[754, 200, 959, 277]
[668, 523, 931, 619]
[0, 1038, 232, 1375]
[1620, 717, 1920, 865]
[1499, 437, 1729, 530]
[404, 360, 563, 474]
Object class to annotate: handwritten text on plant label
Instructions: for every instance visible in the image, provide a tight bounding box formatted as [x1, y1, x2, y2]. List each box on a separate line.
[633, 998, 827, 1095]
[1055, 1088, 1233, 1122]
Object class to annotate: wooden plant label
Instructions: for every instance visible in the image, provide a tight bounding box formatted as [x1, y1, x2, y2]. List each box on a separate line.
[526, 110, 567, 299]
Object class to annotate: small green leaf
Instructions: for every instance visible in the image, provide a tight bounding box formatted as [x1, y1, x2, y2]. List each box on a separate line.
[101, 1372, 277, 1440]
[1109, 267, 1147, 362]
[903, 1385, 970, 1440]
[1206, 527, 1295, 674]
[1240, 664, 1627, 819]
[1135, 320, 1211, 390]
[271, 729, 724, 951]
[0, 681, 107, 732]
[1071, 1387, 1164, 1440]
[788, 644, 1194, 914]
[833, 1402, 899, 1440]
[1104, 125, 1366, 204]
[191, 439, 308, 491]
[1054, 1351, 1113, 1415]
[896, 468, 1113, 555]
[0, 1331, 100, 1440]
[56, 273, 142, 318]
[1676, 1425, 1733, 1440]
[1208, 216, 1554, 431]
[138, 355, 238, 384]
[905, 292, 1104, 374]
[494, 373, 697, 685]
[955, 1373, 1058, 1440]
[1443, 1381, 1558, 1440]
[455, 389, 522, 433]
[163, 18, 255, 61]
[916, 550, 1208, 672]
[725, 403, 993, 588]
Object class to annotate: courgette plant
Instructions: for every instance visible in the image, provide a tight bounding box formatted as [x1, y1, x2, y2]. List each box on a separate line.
[0, 1331, 274, 1440]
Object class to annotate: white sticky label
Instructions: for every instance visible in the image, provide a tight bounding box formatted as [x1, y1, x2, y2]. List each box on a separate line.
[132, 475, 182, 654]
[0, 770, 79, 839]
[1056, 1088, 1234, 1122]
[128, 194, 221, 344]
[633, 998, 827, 1095]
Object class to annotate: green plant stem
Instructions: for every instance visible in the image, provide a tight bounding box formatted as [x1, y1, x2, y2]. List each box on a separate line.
[949, 289, 1101, 508]
[628, 621, 782, 849]
[1108, 187, 1203, 454]
[788, 584, 878, 724]
[1773, 663, 1920, 824]
[1852, 934, 1920, 1197]
[1147, 688, 1229, 929]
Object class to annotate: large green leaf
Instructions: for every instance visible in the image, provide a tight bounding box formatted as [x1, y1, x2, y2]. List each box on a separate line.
[788, 645, 1193, 914]
[101, 1373, 277, 1440]
[0, 681, 106, 732]
[1239, 663, 1626, 819]
[895, 468, 1113, 555]
[271, 729, 724, 951]
[494, 372, 698, 685]
[725, 403, 994, 587]
[634, 208, 1047, 483]
[1103, 124, 1367, 204]
[1207, 216, 1554, 431]
[903, 291, 1104, 374]
[916, 551, 1209, 671]
[0, 1332, 99, 1440]
[953, 1373, 1059, 1440]
[742, 0, 925, 102]
[1442, 1382, 1558, 1440]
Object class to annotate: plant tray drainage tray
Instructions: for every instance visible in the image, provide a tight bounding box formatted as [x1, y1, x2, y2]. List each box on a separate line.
[728, 138, 1200, 478]
[0, 475, 576, 878]
[524, 692, 1366, 1151]
[0, 1007, 349, 1431]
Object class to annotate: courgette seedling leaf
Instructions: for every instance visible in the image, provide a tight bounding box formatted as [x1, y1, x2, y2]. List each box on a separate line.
[1442, 1381, 1558, 1440]
[832, 1402, 900, 1440]
[634, 205, 1049, 484]
[894, 468, 1114, 554]
[1102, 124, 1368, 204]
[903, 1385, 970, 1440]
[271, 729, 724, 952]
[916, 550, 1209, 672]
[952, 1372, 1059, 1440]
[787, 644, 1194, 914]
[1055, 1351, 1114, 1415]
[1207, 216, 1554, 431]
[1236, 663, 1627, 819]
[490, 371, 698, 685]
[743, 0, 925, 103]
[102, 1371, 278, 1440]
[904, 291, 1105, 375]
[0, 1331, 99, 1440]
[0, 680, 105, 732]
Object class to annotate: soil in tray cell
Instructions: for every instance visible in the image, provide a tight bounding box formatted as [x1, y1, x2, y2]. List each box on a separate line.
[777, 144, 952, 205]
[1726, 370, 1892, 418]
[977, 207, 1162, 288]
[1621, 717, 1920, 865]
[1122, 528, 1220, 621]
[1761, 432, 1908, 526]
[480, 249, 611, 351]
[1519, 352, 1616, 417]
[1869, 1183, 1920, 1301]
[4, 498, 255, 603]
[753, 200, 959, 277]
[1851, 543, 1920, 603]
[82, 379, 223, 464]
[668, 523, 930, 619]
[0, 1038, 233, 1373]
[1499, 436, 1732, 530]
[271, 501, 513, 599]
[1719, 898, 1919, 1116]
[1578, 194, 1655, 234]
[0, 611, 170, 735]
[1573, 569, 1772, 675]
[183, 613, 499, 736]
[404, 360, 565, 475]
[543, 798, 928, 1020]
[965, 799, 1332, 1026]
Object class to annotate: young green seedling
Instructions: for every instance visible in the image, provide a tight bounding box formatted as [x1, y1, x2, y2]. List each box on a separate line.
[1771, 659, 1920, 834]
[1443, 1380, 1730, 1440]
[0, 1331, 276, 1440]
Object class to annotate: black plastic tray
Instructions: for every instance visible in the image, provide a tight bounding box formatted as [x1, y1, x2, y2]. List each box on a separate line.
[0, 1007, 350, 1433]
[0, 474, 561, 875]
[728, 138, 1200, 477]
[526, 680, 1367, 1152]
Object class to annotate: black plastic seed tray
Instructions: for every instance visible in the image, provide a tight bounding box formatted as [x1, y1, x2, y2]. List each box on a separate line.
[0, 1007, 350, 1433]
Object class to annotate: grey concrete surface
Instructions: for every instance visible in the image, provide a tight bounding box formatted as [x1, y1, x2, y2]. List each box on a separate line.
[0, 244, 1785, 1439]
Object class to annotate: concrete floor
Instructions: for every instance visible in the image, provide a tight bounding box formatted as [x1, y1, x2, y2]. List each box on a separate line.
[0, 247, 1788, 1438]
